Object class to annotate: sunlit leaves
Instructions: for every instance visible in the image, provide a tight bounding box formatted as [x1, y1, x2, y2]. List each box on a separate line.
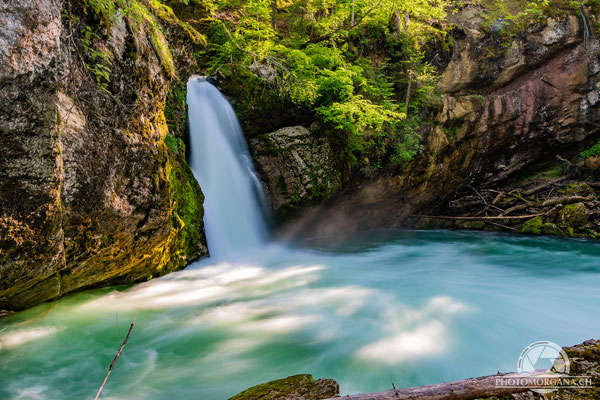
[199, 0, 448, 168]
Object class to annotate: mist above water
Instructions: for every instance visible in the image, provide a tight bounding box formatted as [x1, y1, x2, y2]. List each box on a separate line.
[1, 231, 600, 399]
[1, 81, 600, 400]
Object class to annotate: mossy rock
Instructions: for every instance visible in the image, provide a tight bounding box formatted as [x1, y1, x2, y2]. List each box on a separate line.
[558, 183, 594, 196]
[164, 134, 207, 264]
[520, 216, 576, 237]
[521, 216, 544, 235]
[229, 374, 339, 400]
[559, 203, 589, 228]
[540, 222, 565, 236]
[459, 220, 486, 230]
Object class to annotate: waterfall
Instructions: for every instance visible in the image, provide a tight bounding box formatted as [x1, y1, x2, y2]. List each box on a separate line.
[186, 77, 269, 260]
[580, 6, 590, 46]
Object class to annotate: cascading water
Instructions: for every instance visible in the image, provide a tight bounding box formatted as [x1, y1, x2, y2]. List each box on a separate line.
[186, 77, 269, 260]
[3, 77, 600, 400]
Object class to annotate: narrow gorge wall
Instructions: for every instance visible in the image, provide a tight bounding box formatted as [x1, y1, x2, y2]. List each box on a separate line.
[280, 4, 600, 240]
[0, 0, 208, 310]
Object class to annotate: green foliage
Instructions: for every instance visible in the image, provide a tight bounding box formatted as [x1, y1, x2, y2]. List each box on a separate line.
[165, 81, 188, 134]
[443, 125, 457, 140]
[79, 25, 113, 93]
[580, 139, 600, 159]
[197, 0, 448, 170]
[77, 0, 206, 78]
[479, 0, 583, 42]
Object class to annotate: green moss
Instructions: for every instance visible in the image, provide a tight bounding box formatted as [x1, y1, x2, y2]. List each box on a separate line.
[76, 0, 188, 77]
[164, 134, 206, 262]
[230, 375, 314, 400]
[463, 220, 486, 230]
[558, 183, 593, 196]
[147, 0, 207, 46]
[521, 216, 544, 235]
[256, 134, 279, 157]
[128, 1, 175, 76]
[164, 133, 180, 153]
[541, 222, 564, 236]
[519, 164, 564, 183]
[165, 81, 188, 136]
[229, 374, 338, 400]
[559, 203, 589, 229]
[215, 64, 298, 138]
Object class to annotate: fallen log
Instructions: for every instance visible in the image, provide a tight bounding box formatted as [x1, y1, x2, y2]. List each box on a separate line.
[411, 213, 542, 220]
[521, 176, 570, 196]
[323, 371, 545, 400]
[540, 194, 594, 207]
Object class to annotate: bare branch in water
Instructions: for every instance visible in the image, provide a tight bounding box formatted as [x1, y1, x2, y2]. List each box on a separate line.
[94, 318, 135, 400]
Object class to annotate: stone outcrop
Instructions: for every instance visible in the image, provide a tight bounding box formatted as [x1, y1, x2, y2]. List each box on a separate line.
[250, 125, 345, 220]
[229, 374, 339, 400]
[280, 5, 600, 240]
[0, 0, 208, 311]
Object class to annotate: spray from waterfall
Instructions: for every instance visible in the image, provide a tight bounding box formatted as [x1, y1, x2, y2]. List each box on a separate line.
[186, 77, 269, 260]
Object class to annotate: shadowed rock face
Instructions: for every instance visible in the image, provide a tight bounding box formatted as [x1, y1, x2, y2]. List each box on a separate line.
[249, 125, 345, 221]
[280, 6, 600, 240]
[0, 0, 208, 311]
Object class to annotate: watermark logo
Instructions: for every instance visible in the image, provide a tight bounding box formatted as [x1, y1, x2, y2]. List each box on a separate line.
[517, 340, 569, 375]
[495, 340, 593, 394]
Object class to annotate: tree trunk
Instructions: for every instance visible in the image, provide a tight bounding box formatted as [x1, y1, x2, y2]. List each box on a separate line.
[404, 70, 412, 113]
[322, 371, 547, 400]
[272, 0, 277, 28]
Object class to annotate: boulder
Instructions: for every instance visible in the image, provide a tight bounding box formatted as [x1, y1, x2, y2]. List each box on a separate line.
[230, 374, 339, 400]
[250, 125, 344, 220]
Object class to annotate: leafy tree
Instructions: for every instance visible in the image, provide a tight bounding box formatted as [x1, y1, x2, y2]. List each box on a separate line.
[198, 0, 448, 170]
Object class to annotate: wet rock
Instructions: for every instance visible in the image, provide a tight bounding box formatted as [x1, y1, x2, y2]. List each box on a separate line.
[284, 8, 600, 240]
[0, 0, 208, 310]
[559, 202, 589, 227]
[250, 125, 343, 220]
[229, 374, 339, 400]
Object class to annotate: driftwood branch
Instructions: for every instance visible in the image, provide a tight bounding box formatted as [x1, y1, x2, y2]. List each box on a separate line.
[521, 177, 569, 196]
[323, 371, 546, 400]
[411, 213, 543, 220]
[94, 318, 135, 400]
[540, 194, 594, 207]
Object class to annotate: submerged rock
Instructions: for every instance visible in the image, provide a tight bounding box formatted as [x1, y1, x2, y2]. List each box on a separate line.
[229, 374, 339, 400]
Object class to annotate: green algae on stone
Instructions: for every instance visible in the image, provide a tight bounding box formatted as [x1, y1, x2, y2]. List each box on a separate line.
[521, 216, 544, 235]
[559, 203, 589, 228]
[229, 374, 339, 400]
[164, 134, 207, 264]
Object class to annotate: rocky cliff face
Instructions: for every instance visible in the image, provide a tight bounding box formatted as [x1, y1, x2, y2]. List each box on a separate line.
[0, 0, 208, 311]
[250, 125, 345, 221]
[280, 4, 600, 240]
